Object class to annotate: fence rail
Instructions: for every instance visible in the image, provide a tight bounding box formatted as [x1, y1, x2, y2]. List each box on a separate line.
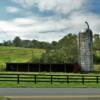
[0, 74, 100, 85]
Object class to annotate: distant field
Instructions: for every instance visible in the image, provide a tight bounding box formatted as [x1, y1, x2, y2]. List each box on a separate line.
[0, 46, 45, 71]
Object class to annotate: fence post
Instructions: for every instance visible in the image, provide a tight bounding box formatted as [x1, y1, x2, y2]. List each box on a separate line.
[50, 64, 51, 73]
[28, 64, 29, 72]
[39, 64, 40, 72]
[17, 64, 18, 72]
[34, 75, 36, 84]
[51, 75, 53, 84]
[82, 76, 84, 85]
[67, 75, 69, 84]
[96, 76, 99, 84]
[17, 74, 19, 85]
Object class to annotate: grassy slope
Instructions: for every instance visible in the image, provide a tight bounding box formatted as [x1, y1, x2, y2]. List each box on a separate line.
[0, 46, 45, 70]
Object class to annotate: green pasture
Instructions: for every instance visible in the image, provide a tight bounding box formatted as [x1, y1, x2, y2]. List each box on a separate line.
[0, 46, 45, 71]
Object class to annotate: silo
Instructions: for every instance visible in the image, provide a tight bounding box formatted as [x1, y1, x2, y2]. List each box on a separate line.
[79, 22, 93, 72]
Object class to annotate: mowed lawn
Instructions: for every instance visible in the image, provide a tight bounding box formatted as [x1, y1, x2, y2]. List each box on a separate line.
[0, 46, 45, 70]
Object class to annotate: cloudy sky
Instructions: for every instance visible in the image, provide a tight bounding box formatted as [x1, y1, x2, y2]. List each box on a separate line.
[0, 0, 100, 42]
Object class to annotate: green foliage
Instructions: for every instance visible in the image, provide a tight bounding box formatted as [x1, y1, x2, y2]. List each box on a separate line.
[93, 50, 100, 64]
[3, 40, 13, 46]
[41, 34, 78, 63]
[2, 36, 51, 49]
[41, 33, 100, 64]
[13, 36, 22, 47]
[93, 34, 100, 64]
[93, 34, 100, 50]
[31, 40, 51, 49]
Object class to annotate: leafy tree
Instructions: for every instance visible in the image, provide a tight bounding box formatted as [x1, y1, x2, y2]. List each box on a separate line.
[93, 34, 100, 50]
[21, 40, 32, 48]
[51, 41, 57, 48]
[3, 40, 13, 46]
[13, 36, 22, 47]
[41, 34, 78, 64]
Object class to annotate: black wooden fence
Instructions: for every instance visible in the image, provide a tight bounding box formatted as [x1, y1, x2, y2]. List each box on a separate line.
[0, 73, 100, 85]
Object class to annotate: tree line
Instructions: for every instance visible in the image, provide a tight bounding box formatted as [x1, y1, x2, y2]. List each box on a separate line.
[0, 36, 54, 49]
[0, 34, 100, 64]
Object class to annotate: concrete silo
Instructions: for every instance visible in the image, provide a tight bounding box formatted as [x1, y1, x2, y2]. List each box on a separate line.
[79, 22, 93, 72]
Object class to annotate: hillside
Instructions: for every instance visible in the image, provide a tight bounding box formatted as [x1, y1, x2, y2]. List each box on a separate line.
[0, 46, 45, 70]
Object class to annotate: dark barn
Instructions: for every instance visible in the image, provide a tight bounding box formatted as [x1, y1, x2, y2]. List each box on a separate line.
[6, 63, 81, 72]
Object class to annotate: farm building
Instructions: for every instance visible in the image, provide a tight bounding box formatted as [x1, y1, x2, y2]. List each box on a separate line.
[6, 63, 81, 72]
[78, 22, 93, 72]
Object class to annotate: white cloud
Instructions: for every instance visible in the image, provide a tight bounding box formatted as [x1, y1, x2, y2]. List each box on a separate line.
[0, 18, 66, 42]
[68, 12, 100, 34]
[6, 6, 19, 13]
[1, 11, 100, 42]
[13, 18, 37, 26]
[22, 32, 65, 42]
[0, 17, 67, 33]
[0, 0, 100, 42]
[37, 0, 85, 14]
[13, 0, 36, 7]
[13, 0, 86, 14]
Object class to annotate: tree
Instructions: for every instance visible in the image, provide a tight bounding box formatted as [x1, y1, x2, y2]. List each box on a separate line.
[41, 34, 78, 64]
[93, 34, 100, 50]
[13, 36, 22, 47]
[51, 41, 57, 48]
[21, 40, 32, 48]
[3, 40, 13, 46]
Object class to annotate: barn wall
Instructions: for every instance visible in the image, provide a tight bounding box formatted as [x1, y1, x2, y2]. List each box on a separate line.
[6, 63, 81, 72]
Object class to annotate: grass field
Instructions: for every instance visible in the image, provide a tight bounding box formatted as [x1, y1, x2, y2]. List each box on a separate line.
[0, 46, 45, 71]
[1, 82, 100, 88]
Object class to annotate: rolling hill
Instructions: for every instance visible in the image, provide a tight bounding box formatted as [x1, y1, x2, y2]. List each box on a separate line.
[0, 46, 45, 71]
